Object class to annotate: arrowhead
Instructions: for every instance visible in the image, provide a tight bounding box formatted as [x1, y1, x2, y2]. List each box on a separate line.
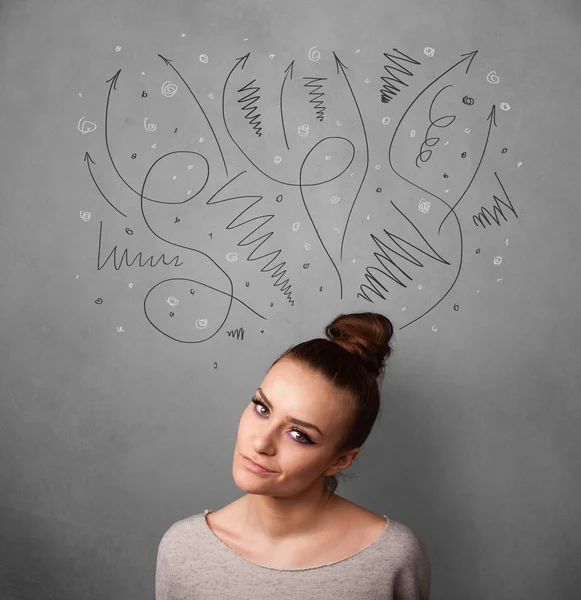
[332, 51, 348, 74]
[236, 52, 251, 70]
[105, 69, 121, 89]
[487, 104, 497, 127]
[459, 50, 478, 74]
[157, 54, 174, 66]
[284, 60, 295, 79]
[83, 151, 96, 164]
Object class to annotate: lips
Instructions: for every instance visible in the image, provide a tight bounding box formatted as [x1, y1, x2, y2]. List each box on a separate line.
[243, 454, 275, 472]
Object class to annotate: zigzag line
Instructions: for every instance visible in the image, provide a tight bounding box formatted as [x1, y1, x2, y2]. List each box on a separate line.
[207, 188, 294, 306]
[380, 49, 421, 104]
[303, 77, 327, 122]
[237, 79, 263, 137]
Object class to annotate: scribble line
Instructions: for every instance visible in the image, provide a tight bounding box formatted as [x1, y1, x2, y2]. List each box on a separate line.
[380, 49, 422, 104]
[473, 172, 517, 228]
[357, 200, 450, 300]
[97, 221, 183, 270]
[237, 79, 263, 137]
[207, 188, 295, 306]
[303, 77, 327, 122]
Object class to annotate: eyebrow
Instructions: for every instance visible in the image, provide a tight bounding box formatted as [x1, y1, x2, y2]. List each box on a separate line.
[257, 388, 324, 436]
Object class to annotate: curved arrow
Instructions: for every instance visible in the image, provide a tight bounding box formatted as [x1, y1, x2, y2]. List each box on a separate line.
[84, 152, 127, 217]
[332, 51, 370, 263]
[158, 54, 228, 177]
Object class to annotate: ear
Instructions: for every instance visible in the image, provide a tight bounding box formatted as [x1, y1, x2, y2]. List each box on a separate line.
[325, 448, 359, 477]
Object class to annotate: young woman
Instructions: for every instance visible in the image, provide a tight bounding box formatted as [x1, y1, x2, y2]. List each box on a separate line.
[156, 312, 431, 599]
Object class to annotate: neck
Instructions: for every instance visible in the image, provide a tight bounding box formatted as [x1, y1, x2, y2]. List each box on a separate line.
[239, 488, 337, 543]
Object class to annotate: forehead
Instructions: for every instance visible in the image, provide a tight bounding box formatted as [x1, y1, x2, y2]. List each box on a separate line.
[260, 359, 353, 431]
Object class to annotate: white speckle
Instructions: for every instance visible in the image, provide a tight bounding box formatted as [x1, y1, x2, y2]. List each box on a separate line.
[188, 165, 193, 170]
[432, 325, 438, 331]
[129, 283, 133, 288]
[78, 92, 82, 97]
[305, 242, 311, 251]
[76, 274, 79, 279]
[308, 46, 321, 61]
[161, 81, 178, 97]
[269, 54, 276, 59]
[181, 33, 186, 38]
[336, 120, 342, 126]
[292, 222, 300, 231]
[274, 156, 282, 164]
[402, 306, 407, 311]
[500, 102, 510, 111]
[465, 128, 471, 133]
[209, 93, 214, 99]
[418, 199, 431, 213]
[80, 211, 91, 222]
[226, 253, 238, 262]
[367, 215, 370, 220]
[418, 284, 423, 289]
[444, 141, 449, 145]
[117, 326, 124, 332]
[365, 78, 370, 83]
[487, 71, 500, 84]
[151, 143, 156, 148]
[167, 296, 179, 307]
[497, 278, 503, 282]
[424, 47, 435, 57]
[195, 319, 208, 329]
[334, 227, 340, 233]
[173, 175, 177, 180]
[331, 196, 340, 204]
[199, 137, 204, 142]
[375, 165, 381, 170]
[505, 239, 509, 245]
[115, 46, 122, 52]
[382, 117, 391, 125]
[517, 162, 522, 168]
[494, 256, 502, 265]
[352, 259, 356, 263]
[298, 124, 309, 137]
[187, 189, 192, 194]
[355, 49, 360, 53]
[141, 72, 145, 75]
[410, 129, 416, 137]
[77, 117, 97, 134]
[243, 38, 248, 41]
[199, 54, 208, 63]
[325, 155, 331, 160]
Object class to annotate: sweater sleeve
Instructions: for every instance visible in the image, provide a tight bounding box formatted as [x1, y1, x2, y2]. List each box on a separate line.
[155, 534, 175, 600]
[394, 529, 431, 600]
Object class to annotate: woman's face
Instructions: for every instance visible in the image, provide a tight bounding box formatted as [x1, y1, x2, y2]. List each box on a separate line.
[232, 358, 358, 497]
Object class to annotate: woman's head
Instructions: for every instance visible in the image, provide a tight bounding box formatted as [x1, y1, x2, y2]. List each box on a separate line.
[232, 312, 394, 498]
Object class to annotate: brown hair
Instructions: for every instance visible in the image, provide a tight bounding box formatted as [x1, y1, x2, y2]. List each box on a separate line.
[269, 312, 395, 492]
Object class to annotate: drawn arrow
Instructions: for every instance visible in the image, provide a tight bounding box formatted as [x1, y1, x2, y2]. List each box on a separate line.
[280, 60, 295, 150]
[84, 152, 127, 217]
[332, 51, 370, 262]
[158, 54, 228, 176]
[437, 104, 497, 234]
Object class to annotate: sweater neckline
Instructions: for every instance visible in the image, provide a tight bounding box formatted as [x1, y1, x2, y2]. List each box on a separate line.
[202, 509, 390, 572]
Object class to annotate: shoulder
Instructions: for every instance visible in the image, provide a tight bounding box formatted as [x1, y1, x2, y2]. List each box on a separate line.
[386, 519, 431, 597]
[157, 512, 206, 557]
[387, 519, 430, 563]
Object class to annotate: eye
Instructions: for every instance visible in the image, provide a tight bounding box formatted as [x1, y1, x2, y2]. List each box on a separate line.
[251, 397, 315, 445]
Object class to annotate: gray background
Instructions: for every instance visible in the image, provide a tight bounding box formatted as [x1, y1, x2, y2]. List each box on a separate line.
[1, 0, 580, 598]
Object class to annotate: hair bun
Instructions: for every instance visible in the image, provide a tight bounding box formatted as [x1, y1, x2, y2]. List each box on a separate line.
[325, 312, 394, 378]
